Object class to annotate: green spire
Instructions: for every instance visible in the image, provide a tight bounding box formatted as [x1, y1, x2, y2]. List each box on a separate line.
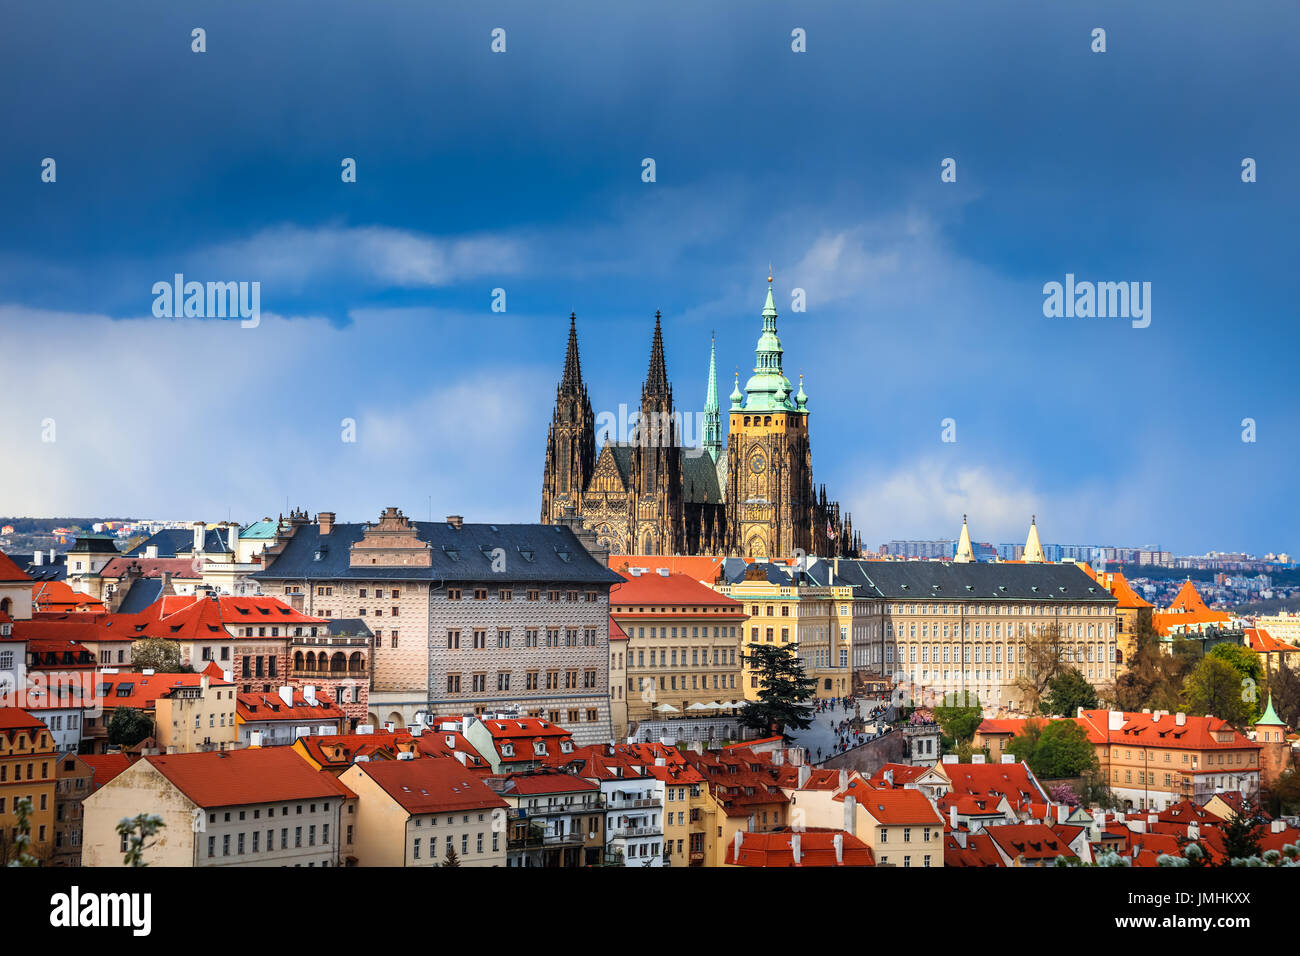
[703, 333, 721, 460]
[729, 371, 743, 409]
[795, 373, 807, 410]
[1259, 694, 1283, 727]
[742, 269, 798, 413]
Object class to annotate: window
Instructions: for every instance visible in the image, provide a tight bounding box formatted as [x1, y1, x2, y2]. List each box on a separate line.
[448, 589, 462, 601]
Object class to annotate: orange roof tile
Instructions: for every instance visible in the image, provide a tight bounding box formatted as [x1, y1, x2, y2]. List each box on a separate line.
[353, 755, 507, 815]
[145, 748, 354, 807]
[727, 828, 874, 867]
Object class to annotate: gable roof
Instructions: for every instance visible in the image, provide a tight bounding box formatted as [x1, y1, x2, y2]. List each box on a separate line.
[727, 828, 874, 867]
[353, 756, 507, 815]
[804, 558, 1117, 603]
[144, 748, 353, 808]
[0, 552, 32, 583]
[860, 788, 943, 826]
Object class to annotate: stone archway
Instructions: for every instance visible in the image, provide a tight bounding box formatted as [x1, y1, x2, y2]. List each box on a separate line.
[746, 534, 768, 559]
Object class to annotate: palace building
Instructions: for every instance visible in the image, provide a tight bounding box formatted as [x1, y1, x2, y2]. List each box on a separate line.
[541, 277, 856, 559]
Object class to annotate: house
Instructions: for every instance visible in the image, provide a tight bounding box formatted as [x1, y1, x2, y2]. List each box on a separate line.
[87, 670, 237, 755]
[82, 747, 355, 866]
[0, 707, 57, 862]
[484, 767, 605, 867]
[466, 715, 576, 772]
[726, 827, 874, 866]
[339, 755, 508, 866]
[853, 788, 945, 867]
[236, 687, 346, 747]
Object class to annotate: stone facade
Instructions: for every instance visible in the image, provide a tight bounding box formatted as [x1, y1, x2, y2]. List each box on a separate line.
[540, 283, 856, 560]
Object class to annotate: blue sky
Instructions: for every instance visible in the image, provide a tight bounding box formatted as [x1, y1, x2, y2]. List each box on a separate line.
[2, 0, 1297, 555]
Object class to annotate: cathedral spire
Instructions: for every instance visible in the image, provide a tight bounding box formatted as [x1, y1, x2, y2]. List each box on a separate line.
[645, 310, 669, 394]
[703, 332, 721, 461]
[743, 270, 795, 412]
[560, 312, 583, 393]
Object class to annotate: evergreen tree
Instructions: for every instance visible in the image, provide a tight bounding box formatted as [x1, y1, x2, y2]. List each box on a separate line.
[738, 643, 816, 739]
[107, 707, 154, 748]
[1041, 667, 1099, 716]
[443, 846, 461, 867]
[1221, 797, 1265, 863]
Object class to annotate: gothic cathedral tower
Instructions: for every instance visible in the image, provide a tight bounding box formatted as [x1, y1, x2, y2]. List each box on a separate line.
[631, 312, 685, 555]
[541, 313, 595, 522]
[724, 275, 815, 558]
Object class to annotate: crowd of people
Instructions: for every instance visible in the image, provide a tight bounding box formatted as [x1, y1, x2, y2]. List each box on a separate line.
[810, 695, 891, 762]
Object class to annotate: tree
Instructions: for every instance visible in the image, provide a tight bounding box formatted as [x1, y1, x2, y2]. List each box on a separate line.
[1220, 797, 1265, 864]
[1114, 618, 1196, 714]
[5, 798, 39, 867]
[933, 691, 982, 749]
[1041, 667, 1099, 716]
[739, 643, 816, 739]
[116, 813, 165, 866]
[1014, 622, 1068, 713]
[107, 707, 154, 748]
[1009, 719, 1098, 779]
[1264, 768, 1300, 817]
[130, 638, 184, 673]
[1206, 643, 1262, 721]
[1267, 662, 1300, 730]
[1181, 656, 1253, 729]
[442, 846, 461, 867]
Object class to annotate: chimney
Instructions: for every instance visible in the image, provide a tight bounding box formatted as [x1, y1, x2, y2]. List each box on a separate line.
[1147, 813, 1157, 826]
[453, 750, 468, 766]
[949, 804, 958, 829]
[200, 675, 209, 692]
[49, 548, 55, 563]
[462, 715, 472, 736]
[1001, 754, 1015, 764]
[142, 668, 155, 676]
[1108, 710, 1125, 731]
[954, 828, 967, 848]
[33, 550, 43, 567]
[146, 544, 159, 559]
[446, 515, 463, 530]
[1056, 803, 1067, 823]
[655, 757, 666, 767]
[971, 754, 985, 764]
[884, 769, 894, 786]
[1188, 821, 1200, 841]
[833, 832, 843, 864]
[773, 749, 785, 766]
[797, 764, 810, 788]
[318, 512, 334, 535]
[1175, 712, 1186, 726]
[791, 832, 802, 865]
[249, 730, 262, 748]
[228, 523, 239, 552]
[279, 686, 293, 707]
[942, 754, 958, 764]
[192, 522, 205, 556]
[1271, 819, 1285, 834]
[733, 830, 743, 861]
[843, 794, 856, 835]
[223, 669, 233, 684]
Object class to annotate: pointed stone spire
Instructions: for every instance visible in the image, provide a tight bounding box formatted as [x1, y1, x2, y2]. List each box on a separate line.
[645, 310, 669, 393]
[703, 333, 721, 461]
[1023, 514, 1045, 563]
[954, 514, 974, 563]
[560, 312, 583, 392]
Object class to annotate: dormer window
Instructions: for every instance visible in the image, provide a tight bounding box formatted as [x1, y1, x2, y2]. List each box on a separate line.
[534, 742, 547, 756]
[561, 741, 573, 754]
[501, 743, 515, 757]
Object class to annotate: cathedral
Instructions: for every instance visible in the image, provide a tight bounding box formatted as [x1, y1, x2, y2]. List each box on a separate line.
[540, 277, 857, 559]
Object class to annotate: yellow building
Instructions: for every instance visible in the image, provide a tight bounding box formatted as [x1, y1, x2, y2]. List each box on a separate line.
[339, 756, 508, 867]
[611, 571, 746, 724]
[0, 708, 57, 863]
[715, 563, 852, 700]
[154, 672, 238, 753]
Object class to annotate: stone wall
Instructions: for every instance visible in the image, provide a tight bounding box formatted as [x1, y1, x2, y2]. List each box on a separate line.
[817, 730, 906, 777]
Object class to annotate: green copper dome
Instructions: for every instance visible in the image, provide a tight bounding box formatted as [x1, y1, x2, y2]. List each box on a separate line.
[741, 279, 799, 413]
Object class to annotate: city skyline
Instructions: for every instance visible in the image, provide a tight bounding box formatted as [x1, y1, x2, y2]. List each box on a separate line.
[2, 1, 1297, 556]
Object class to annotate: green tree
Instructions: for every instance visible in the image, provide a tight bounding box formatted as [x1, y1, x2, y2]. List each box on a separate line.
[1220, 797, 1265, 864]
[116, 813, 165, 866]
[933, 691, 983, 748]
[1006, 718, 1045, 764]
[1206, 643, 1262, 721]
[1264, 769, 1300, 817]
[107, 707, 154, 748]
[1013, 622, 1068, 713]
[443, 846, 461, 867]
[5, 797, 39, 867]
[739, 643, 816, 739]
[130, 638, 184, 673]
[1041, 667, 1099, 716]
[1181, 656, 1253, 729]
[1026, 720, 1099, 779]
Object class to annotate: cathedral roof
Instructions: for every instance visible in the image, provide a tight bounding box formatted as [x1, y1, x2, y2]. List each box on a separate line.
[645, 311, 669, 395]
[682, 451, 724, 504]
[560, 312, 584, 393]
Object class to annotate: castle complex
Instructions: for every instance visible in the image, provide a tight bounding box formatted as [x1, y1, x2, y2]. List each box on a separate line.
[540, 277, 857, 559]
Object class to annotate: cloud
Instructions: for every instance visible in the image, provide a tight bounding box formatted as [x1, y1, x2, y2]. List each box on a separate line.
[202, 224, 530, 291]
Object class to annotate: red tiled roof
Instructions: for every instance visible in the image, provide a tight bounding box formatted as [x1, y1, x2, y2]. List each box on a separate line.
[96, 671, 233, 710]
[134, 594, 327, 640]
[31, 580, 103, 612]
[938, 761, 1047, 808]
[0, 552, 32, 583]
[79, 753, 138, 790]
[727, 828, 874, 867]
[353, 755, 507, 815]
[868, 763, 930, 787]
[945, 830, 1004, 867]
[0, 706, 47, 734]
[146, 748, 355, 807]
[1245, 628, 1295, 654]
[297, 731, 417, 769]
[608, 617, 629, 642]
[860, 788, 943, 826]
[610, 554, 727, 585]
[1078, 709, 1260, 752]
[984, 823, 1075, 862]
[610, 571, 745, 611]
[237, 689, 344, 723]
[490, 768, 599, 795]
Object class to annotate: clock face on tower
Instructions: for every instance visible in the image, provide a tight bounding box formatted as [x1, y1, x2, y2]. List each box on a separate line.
[749, 452, 766, 475]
